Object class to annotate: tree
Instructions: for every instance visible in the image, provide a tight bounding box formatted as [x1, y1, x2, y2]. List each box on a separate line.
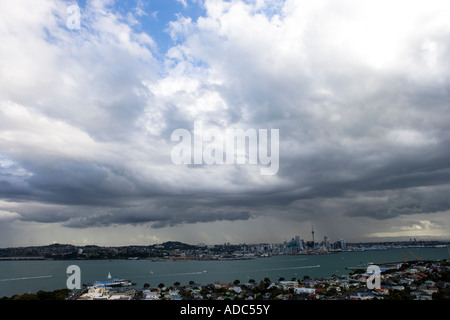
[233, 279, 240, 286]
[174, 281, 180, 287]
[158, 283, 165, 289]
[326, 287, 338, 297]
[143, 283, 150, 289]
[36, 290, 53, 300]
[200, 288, 210, 298]
[53, 289, 71, 300]
[13, 293, 38, 300]
[36, 289, 71, 300]
[259, 280, 266, 291]
[432, 288, 449, 300]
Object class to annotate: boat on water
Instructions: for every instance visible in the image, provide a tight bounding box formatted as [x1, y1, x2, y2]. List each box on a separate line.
[346, 262, 374, 270]
[84, 277, 135, 287]
[103, 278, 134, 287]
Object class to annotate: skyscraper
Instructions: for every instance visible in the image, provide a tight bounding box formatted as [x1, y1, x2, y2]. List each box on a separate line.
[340, 238, 346, 250]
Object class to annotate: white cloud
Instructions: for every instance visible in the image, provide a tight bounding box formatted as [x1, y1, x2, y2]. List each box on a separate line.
[177, 0, 188, 9]
[368, 214, 450, 239]
[0, 210, 21, 221]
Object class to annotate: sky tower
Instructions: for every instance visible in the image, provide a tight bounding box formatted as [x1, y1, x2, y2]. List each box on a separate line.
[311, 224, 315, 244]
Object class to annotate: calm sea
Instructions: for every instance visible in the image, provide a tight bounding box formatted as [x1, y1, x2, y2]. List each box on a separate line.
[0, 247, 448, 298]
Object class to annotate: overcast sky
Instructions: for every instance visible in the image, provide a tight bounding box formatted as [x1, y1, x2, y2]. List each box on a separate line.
[0, 0, 449, 247]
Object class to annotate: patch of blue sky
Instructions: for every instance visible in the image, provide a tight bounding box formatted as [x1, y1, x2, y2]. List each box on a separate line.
[110, 0, 206, 58]
[254, 0, 286, 19]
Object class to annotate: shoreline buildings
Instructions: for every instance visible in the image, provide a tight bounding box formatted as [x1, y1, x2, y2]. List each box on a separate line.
[282, 226, 348, 255]
[67, 258, 449, 301]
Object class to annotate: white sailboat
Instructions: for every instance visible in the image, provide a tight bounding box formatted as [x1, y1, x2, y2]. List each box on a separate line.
[107, 272, 112, 279]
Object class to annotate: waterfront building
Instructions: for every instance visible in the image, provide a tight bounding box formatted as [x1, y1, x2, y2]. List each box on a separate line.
[331, 238, 347, 251]
[294, 287, 316, 294]
[295, 235, 305, 251]
[340, 239, 347, 250]
[143, 290, 160, 300]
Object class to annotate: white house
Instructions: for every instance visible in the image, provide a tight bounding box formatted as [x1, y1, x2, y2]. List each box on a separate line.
[143, 290, 160, 300]
[230, 286, 242, 293]
[294, 287, 316, 294]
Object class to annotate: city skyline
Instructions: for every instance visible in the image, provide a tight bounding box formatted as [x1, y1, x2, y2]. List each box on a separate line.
[1, 0, 450, 248]
[3, 236, 447, 251]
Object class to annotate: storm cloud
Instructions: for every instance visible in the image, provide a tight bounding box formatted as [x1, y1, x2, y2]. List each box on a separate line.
[0, 0, 449, 245]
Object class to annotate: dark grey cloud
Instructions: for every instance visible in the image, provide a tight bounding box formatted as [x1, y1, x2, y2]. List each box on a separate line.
[56, 201, 252, 229]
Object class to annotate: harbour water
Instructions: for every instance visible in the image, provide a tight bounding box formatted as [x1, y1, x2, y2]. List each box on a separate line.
[0, 247, 448, 298]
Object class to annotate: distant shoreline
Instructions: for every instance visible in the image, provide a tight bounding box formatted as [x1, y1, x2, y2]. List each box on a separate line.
[1, 241, 448, 261]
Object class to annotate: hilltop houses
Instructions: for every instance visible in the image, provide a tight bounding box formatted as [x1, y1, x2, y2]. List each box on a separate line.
[73, 259, 449, 300]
